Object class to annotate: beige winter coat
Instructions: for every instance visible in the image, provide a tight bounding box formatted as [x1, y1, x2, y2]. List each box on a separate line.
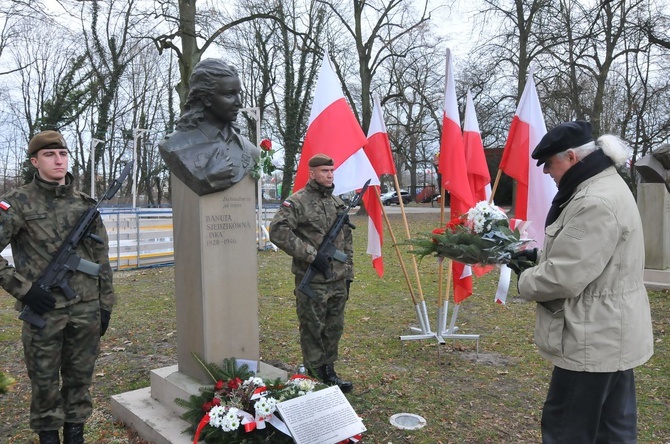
[518, 167, 653, 372]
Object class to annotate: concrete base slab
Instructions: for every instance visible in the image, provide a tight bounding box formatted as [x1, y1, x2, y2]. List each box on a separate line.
[644, 268, 670, 290]
[110, 386, 192, 444]
[111, 363, 288, 444]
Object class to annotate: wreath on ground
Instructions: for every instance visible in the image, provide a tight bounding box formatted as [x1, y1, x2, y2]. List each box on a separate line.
[175, 356, 328, 444]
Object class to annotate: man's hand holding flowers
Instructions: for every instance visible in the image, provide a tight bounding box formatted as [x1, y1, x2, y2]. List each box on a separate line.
[508, 248, 539, 275]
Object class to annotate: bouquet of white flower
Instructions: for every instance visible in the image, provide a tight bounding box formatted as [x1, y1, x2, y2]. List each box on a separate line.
[407, 201, 533, 268]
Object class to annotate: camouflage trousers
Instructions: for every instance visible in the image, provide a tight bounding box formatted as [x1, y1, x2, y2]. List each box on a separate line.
[294, 277, 348, 370]
[21, 299, 101, 431]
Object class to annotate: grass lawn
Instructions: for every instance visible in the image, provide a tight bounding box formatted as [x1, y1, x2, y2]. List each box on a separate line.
[0, 212, 668, 443]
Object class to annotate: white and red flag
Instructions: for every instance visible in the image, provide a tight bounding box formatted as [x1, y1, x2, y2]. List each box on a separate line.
[499, 71, 556, 246]
[463, 90, 491, 202]
[438, 49, 475, 304]
[293, 52, 378, 195]
[362, 95, 393, 277]
[293, 52, 380, 274]
[463, 89, 494, 277]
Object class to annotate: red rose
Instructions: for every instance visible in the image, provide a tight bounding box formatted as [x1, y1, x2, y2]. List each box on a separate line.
[446, 218, 464, 232]
[214, 380, 224, 391]
[260, 139, 272, 151]
[211, 398, 221, 406]
[227, 377, 242, 389]
[432, 227, 445, 235]
[202, 401, 213, 412]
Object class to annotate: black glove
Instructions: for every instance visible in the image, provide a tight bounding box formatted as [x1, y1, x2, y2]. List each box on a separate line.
[311, 251, 330, 274]
[100, 309, 111, 336]
[22, 283, 56, 315]
[508, 248, 539, 276]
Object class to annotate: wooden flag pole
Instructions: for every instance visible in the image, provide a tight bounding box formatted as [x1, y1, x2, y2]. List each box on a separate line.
[392, 174, 435, 338]
[375, 187, 428, 334]
[489, 169, 503, 204]
[436, 188, 479, 350]
[436, 185, 450, 339]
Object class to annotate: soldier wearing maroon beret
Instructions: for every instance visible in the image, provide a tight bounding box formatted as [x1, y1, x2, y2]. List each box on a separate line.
[269, 153, 354, 393]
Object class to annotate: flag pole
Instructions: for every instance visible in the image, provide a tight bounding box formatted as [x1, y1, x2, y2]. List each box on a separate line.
[392, 174, 432, 335]
[489, 169, 503, 204]
[375, 187, 428, 334]
[436, 184, 452, 339]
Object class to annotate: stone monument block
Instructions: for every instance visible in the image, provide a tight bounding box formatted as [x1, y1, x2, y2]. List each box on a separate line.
[637, 183, 670, 270]
[172, 174, 259, 382]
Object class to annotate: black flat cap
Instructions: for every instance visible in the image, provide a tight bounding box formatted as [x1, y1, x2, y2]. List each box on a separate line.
[308, 153, 334, 167]
[532, 120, 593, 166]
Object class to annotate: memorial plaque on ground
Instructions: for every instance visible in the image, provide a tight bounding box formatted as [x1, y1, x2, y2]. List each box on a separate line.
[276, 386, 366, 444]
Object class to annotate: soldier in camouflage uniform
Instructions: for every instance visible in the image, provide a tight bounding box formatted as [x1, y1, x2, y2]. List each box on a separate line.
[269, 153, 354, 393]
[0, 131, 116, 444]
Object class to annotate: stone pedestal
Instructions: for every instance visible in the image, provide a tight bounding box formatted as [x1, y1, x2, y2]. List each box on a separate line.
[172, 174, 260, 382]
[637, 183, 670, 289]
[111, 175, 287, 443]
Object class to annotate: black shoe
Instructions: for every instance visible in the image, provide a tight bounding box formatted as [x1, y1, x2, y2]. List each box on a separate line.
[306, 366, 320, 379]
[63, 423, 84, 444]
[323, 363, 353, 393]
[38, 430, 60, 444]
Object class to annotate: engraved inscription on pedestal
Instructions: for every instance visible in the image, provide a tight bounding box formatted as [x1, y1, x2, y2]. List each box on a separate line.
[173, 175, 259, 382]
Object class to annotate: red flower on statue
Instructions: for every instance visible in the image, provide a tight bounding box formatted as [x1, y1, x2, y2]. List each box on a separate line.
[260, 139, 272, 151]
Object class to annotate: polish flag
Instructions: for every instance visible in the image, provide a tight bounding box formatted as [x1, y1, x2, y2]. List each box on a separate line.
[438, 49, 475, 304]
[364, 95, 396, 177]
[499, 71, 556, 246]
[293, 52, 379, 195]
[463, 90, 491, 202]
[362, 95, 393, 277]
[463, 90, 494, 277]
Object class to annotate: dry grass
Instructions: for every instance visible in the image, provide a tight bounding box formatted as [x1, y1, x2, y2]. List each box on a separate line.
[1, 212, 668, 443]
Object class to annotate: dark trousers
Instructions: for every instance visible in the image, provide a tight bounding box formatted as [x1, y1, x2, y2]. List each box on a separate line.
[542, 366, 637, 444]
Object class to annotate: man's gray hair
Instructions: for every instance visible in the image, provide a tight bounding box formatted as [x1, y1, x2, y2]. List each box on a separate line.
[558, 134, 631, 167]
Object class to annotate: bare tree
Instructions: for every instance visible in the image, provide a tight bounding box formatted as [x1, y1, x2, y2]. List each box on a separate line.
[151, 0, 286, 110]
[318, 0, 432, 131]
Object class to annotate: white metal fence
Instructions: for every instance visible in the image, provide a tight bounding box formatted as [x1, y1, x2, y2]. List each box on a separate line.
[1, 207, 277, 271]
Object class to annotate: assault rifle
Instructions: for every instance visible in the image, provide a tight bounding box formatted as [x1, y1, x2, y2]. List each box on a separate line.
[19, 161, 133, 328]
[297, 179, 371, 298]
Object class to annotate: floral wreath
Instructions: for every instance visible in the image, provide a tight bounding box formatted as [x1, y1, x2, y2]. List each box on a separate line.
[176, 356, 362, 443]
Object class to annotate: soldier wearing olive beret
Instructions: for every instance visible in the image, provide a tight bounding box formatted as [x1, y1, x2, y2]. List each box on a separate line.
[269, 152, 354, 394]
[0, 129, 115, 444]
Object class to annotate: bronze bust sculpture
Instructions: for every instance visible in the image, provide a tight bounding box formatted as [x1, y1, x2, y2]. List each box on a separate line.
[158, 59, 260, 195]
[636, 144, 670, 193]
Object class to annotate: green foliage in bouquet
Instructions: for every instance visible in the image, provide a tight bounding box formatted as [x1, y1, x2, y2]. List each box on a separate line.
[405, 201, 531, 267]
[0, 370, 16, 395]
[176, 355, 328, 444]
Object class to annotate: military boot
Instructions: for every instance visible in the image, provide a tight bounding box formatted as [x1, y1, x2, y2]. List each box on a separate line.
[323, 364, 353, 393]
[306, 366, 320, 379]
[38, 430, 60, 444]
[63, 423, 84, 444]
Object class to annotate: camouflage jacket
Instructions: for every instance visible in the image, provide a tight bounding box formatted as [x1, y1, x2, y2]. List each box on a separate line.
[0, 173, 116, 312]
[269, 179, 354, 282]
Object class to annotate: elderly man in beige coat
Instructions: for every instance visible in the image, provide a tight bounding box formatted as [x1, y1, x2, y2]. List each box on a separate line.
[512, 121, 653, 444]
